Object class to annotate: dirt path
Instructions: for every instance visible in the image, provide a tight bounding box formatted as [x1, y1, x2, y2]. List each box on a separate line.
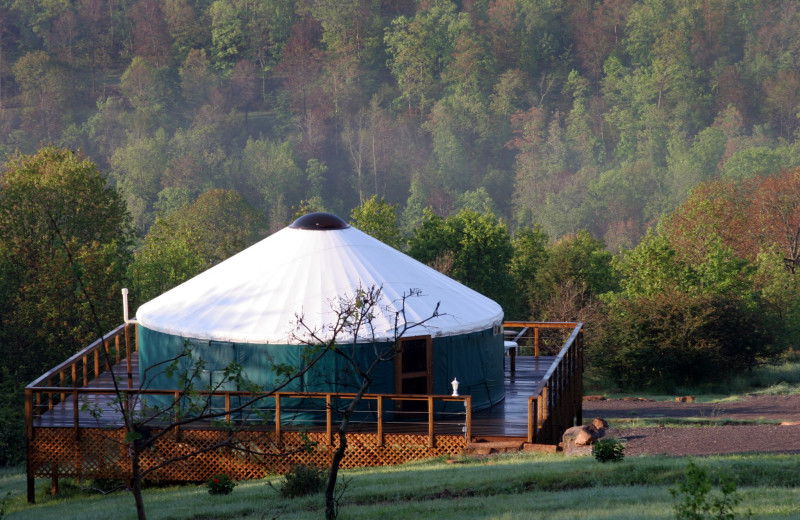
[582, 394, 800, 457]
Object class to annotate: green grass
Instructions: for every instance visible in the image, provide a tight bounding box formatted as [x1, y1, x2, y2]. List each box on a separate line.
[4, 452, 800, 519]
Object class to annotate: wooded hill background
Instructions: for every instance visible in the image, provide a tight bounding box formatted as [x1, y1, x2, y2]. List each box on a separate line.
[2, 0, 799, 245]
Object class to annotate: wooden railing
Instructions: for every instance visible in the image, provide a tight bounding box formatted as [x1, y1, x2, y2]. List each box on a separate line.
[25, 322, 137, 436]
[512, 322, 583, 444]
[26, 384, 470, 443]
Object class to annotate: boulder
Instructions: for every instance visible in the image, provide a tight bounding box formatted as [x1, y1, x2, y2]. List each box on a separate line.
[562, 422, 605, 446]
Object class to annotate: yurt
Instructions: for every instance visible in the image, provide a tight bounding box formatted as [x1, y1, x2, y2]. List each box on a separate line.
[136, 213, 505, 422]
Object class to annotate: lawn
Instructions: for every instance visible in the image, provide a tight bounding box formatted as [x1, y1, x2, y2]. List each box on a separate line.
[3, 451, 800, 519]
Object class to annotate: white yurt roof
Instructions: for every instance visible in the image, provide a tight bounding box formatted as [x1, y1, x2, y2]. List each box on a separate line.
[136, 213, 503, 344]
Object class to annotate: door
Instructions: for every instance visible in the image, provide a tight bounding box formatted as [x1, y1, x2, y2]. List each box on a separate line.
[394, 335, 432, 417]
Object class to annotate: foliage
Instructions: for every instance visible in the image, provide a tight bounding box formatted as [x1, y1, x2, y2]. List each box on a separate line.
[530, 230, 616, 322]
[592, 438, 625, 463]
[670, 461, 749, 520]
[206, 474, 236, 495]
[278, 464, 326, 498]
[407, 208, 515, 312]
[0, 369, 24, 467]
[350, 196, 404, 250]
[0, 0, 798, 247]
[509, 226, 549, 318]
[0, 147, 134, 384]
[593, 289, 774, 390]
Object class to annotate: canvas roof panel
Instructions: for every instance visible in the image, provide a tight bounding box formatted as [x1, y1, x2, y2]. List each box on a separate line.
[136, 218, 503, 344]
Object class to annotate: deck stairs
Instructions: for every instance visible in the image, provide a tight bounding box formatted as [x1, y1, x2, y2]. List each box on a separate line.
[464, 436, 559, 456]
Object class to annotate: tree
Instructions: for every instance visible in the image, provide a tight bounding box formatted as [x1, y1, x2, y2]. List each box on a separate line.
[239, 137, 305, 223]
[407, 208, 515, 312]
[0, 147, 133, 383]
[384, 0, 463, 115]
[531, 230, 616, 321]
[349, 195, 403, 250]
[663, 170, 800, 272]
[289, 286, 442, 520]
[509, 225, 549, 318]
[72, 293, 337, 520]
[179, 49, 219, 109]
[109, 129, 170, 233]
[130, 0, 172, 67]
[12, 50, 71, 141]
[594, 288, 773, 390]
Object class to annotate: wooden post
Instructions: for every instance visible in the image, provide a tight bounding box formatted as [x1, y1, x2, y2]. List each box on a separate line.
[225, 392, 231, 424]
[25, 388, 33, 443]
[26, 387, 35, 504]
[73, 389, 80, 440]
[115, 334, 121, 365]
[104, 340, 112, 371]
[275, 394, 282, 448]
[377, 396, 384, 447]
[576, 330, 584, 426]
[534, 327, 540, 357]
[326, 394, 333, 447]
[464, 396, 471, 440]
[427, 396, 434, 447]
[527, 397, 537, 443]
[94, 350, 99, 378]
[82, 355, 88, 386]
[60, 370, 66, 405]
[125, 323, 133, 390]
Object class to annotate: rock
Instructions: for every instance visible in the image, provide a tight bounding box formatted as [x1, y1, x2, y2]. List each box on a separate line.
[562, 423, 605, 447]
[583, 395, 606, 401]
[574, 428, 595, 445]
[523, 443, 559, 454]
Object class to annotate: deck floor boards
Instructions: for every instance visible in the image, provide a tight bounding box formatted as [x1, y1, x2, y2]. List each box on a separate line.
[32, 353, 556, 439]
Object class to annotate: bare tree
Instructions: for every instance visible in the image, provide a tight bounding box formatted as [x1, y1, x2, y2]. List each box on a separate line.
[52, 214, 340, 520]
[290, 285, 442, 520]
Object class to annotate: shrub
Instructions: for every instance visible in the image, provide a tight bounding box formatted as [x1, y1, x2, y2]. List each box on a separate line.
[670, 461, 749, 519]
[592, 438, 625, 463]
[592, 290, 774, 390]
[206, 474, 236, 495]
[279, 464, 326, 498]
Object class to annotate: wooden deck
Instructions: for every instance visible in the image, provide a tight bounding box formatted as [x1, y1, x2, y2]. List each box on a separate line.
[27, 321, 583, 501]
[31, 352, 556, 439]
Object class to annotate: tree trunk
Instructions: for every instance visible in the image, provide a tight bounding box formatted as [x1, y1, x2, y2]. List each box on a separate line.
[325, 430, 347, 520]
[131, 446, 147, 520]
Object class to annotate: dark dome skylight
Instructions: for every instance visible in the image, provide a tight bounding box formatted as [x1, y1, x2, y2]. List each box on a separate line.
[289, 212, 350, 230]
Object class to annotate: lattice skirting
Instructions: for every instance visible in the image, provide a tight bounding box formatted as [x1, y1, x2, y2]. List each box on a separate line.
[28, 428, 467, 482]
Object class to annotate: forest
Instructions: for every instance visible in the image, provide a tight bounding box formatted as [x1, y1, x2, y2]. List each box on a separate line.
[1, 0, 800, 466]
